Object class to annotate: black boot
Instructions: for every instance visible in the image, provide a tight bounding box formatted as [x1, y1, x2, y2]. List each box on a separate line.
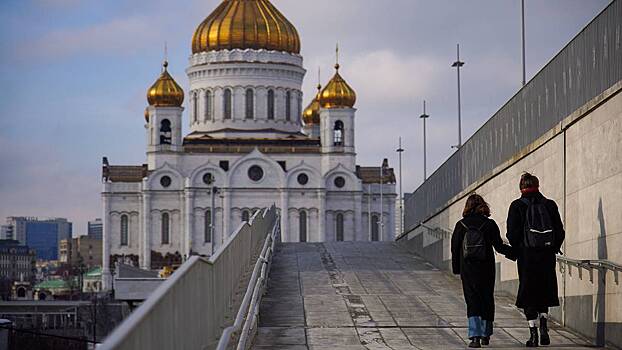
[526, 326, 539, 347]
[469, 337, 481, 348]
[539, 317, 550, 346]
[481, 336, 490, 345]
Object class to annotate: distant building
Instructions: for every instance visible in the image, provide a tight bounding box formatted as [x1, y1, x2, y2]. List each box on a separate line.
[0, 225, 12, 240]
[0, 240, 36, 282]
[59, 239, 71, 264]
[3, 217, 72, 260]
[87, 218, 103, 239]
[59, 236, 102, 268]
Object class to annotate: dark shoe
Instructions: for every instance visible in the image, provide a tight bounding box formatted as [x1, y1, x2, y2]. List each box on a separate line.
[481, 337, 490, 346]
[526, 326, 539, 347]
[469, 337, 482, 348]
[539, 318, 550, 346]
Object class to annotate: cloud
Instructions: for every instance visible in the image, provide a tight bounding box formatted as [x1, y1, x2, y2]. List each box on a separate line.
[345, 50, 444, 104]
[37, 0, 83, 7]
[17, 16, 161, 58]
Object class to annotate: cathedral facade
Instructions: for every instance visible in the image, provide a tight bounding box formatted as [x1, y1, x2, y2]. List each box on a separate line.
[101, 0, 396, 288]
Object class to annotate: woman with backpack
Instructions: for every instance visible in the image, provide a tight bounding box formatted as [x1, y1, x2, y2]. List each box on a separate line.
[451, 193, 516, 348]
[506, 173, 565, 347]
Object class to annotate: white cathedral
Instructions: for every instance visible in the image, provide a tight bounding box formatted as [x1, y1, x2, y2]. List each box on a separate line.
[101, 0, 396, 287]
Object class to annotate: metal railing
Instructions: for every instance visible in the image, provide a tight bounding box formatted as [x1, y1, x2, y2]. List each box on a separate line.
[99, 205, 278, 350]
[216, 218, 279, 350]
[556, 256, 622, 284]
[402, 223, 622, 286]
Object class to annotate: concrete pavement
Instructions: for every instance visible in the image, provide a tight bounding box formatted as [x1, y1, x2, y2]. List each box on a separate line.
[252, 242, 606, 350]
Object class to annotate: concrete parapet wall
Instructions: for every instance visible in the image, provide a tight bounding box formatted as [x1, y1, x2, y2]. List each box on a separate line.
[399, 86, 622, 348]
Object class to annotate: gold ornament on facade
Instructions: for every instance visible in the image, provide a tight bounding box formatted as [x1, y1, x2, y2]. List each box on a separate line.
[191, 0, 301, 54]
[144, 107, 150, 122]
[147, 61, 185, 108]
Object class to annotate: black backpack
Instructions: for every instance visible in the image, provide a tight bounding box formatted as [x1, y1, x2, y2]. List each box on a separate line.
[460, 220, 487, 261]
[521, 197, 555, 248]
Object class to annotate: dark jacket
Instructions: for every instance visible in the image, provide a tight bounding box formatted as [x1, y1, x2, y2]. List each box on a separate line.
[451, 214, 513, 321]
[506, 191, 565, 308]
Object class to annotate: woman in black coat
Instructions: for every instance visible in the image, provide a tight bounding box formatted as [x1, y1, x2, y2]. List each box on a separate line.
[506, 173, 565, 347]
[451, 194, 515, 348]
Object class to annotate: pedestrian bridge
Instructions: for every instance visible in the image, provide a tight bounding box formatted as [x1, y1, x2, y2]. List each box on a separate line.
[252, 242, 601, 350]
[99, 209, 611, 350]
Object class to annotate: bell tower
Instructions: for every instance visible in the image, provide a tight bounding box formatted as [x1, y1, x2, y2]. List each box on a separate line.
[144, 60, 185, 168]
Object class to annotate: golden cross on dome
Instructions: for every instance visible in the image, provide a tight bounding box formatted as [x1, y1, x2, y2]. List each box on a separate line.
[317, 67, 322, 91]
[162, 42, 169, 70]
[335, 43, 340, 70]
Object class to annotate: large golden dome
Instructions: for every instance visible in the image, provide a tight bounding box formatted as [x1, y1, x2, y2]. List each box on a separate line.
[302, 84, 321, 125]
[147, 61, 185, 108]
[192, 0, 301, 54]
[320, 64, 356, 109]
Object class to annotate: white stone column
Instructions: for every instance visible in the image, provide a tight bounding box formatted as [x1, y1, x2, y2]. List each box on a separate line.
[280, 190, 289, 242]
[354, 193, 363, 241]
[223, 189, 231, 243]
[318, 191, 326, 242]
[184, 189, 195, 258]
[101, 186, 112, 290]
[142, 193, 152, 270]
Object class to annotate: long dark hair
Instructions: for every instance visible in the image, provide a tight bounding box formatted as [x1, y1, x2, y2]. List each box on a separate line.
[462, 193, 491, 217]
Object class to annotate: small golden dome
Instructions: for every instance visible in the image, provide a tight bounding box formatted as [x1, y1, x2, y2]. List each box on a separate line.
[147, 61, 185, 107]
[320, 64, 356, 109]
[192, 0, 301, 54]
[303, 84, 322, 125]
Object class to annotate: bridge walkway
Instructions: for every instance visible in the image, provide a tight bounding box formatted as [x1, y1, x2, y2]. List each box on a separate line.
[252, 242, 602, 350]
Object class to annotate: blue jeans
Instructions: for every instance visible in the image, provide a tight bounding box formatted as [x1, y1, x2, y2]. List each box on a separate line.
[468, 316, 493, 338]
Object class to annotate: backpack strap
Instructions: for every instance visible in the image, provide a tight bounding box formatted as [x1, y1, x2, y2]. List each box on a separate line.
[460, 219, 487, 231]
[459, 220, 469, 230]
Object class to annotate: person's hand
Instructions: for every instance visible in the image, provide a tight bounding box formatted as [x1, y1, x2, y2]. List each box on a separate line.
[505, 251, 518, 261]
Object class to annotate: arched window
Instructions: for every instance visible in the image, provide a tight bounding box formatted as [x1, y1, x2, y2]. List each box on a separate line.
[336, 213, 344, 241]
[333, 121, 344, 146]
[205, 90, 212, 121]
[242, 210, 250, 223]
[299, 211, 307, 242]
[193, 92, 198, 123]
[371, 215, 379, 241]
[223, 89, 232, 119]
[267, 90, 275, 120]
[161, 213, 170, 244]
[285, 91, 292, 121]
[245, 89, 254, 119]
[160, 119, 172, 145]
[120, 215, 129, 246]
[204, 209, 212, 243]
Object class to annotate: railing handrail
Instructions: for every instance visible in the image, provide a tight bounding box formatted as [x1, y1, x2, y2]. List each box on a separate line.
[99, 205, 278, 350]
[405, 223, 621, 283]
[216, 215, 278, 350]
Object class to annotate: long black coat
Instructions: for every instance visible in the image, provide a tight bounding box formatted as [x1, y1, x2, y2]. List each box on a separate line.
[506, 192, 565, 309]
[451, 214, 513, 321]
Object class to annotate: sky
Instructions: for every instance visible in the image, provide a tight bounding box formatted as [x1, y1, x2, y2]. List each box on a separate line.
[0, 0, 611, 235]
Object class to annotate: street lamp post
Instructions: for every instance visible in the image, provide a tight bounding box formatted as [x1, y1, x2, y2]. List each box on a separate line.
[379, 159, 389, 241]
[419, 100, 430, 181]
[205, 174, 217, 256]
[521, 0, 526, 86]
[396, 137, 404, 235]
[451, 43, 465, 149]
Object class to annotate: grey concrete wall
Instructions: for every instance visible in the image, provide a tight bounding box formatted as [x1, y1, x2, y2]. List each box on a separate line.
[399, 86, 622, 348]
